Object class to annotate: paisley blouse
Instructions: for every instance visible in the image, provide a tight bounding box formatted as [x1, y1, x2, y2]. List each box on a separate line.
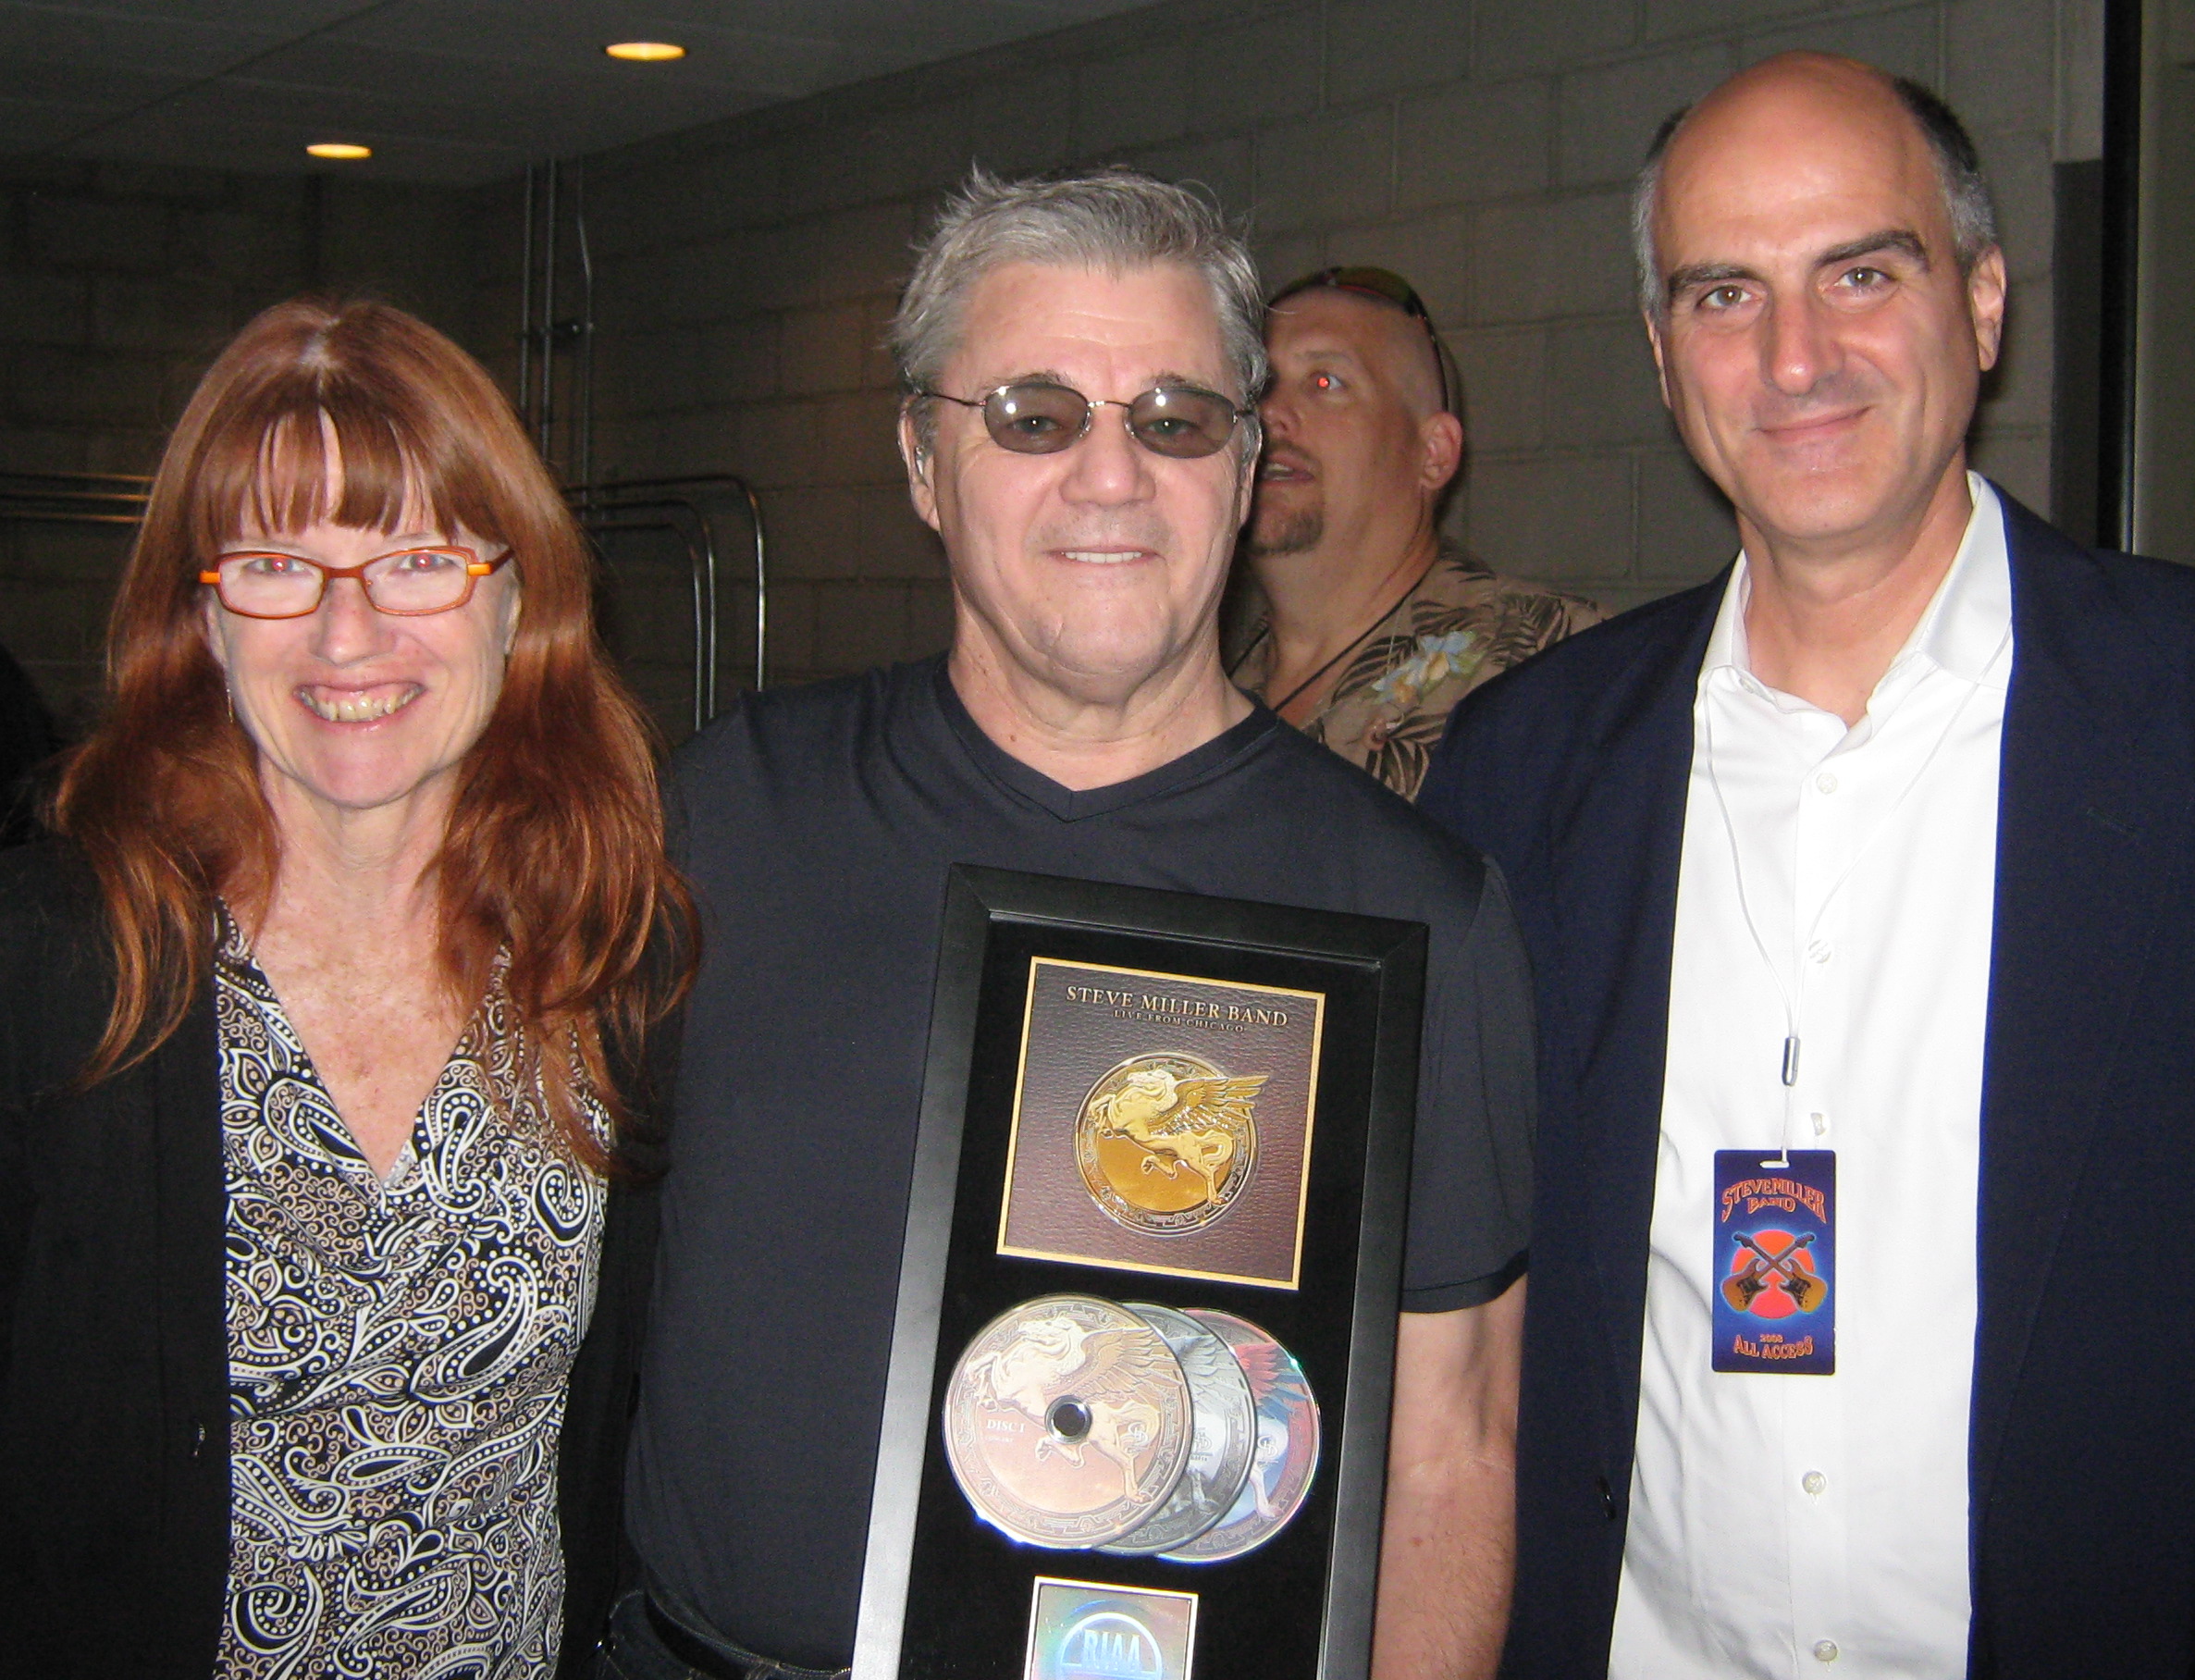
[214, 917, 607, 1678]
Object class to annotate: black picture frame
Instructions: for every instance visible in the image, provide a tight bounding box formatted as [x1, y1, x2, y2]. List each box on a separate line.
[853, 864, 1428, 1680]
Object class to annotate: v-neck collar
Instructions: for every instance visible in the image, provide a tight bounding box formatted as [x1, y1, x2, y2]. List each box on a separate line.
[214, 903, 498, 1191]
[931, 657, 1282, 822]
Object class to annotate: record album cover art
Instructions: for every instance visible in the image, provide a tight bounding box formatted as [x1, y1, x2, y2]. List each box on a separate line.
[998, 958, 1326, 1289]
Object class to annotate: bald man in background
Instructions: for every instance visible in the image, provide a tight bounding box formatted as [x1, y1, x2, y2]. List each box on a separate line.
[1423, 51, 2195, 1678]
[1229, 268, 1600, 799]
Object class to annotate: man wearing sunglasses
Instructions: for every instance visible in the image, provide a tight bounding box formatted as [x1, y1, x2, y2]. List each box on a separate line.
[1229, 267, 1601, 800]
[606, 169, 1534, 1680]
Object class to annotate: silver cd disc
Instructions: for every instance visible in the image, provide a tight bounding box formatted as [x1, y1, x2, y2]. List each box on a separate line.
[941, 1293, 1193, 1549]
[1100, 1303, 1257, 1555]
[1163, 1309, 1321, 1562]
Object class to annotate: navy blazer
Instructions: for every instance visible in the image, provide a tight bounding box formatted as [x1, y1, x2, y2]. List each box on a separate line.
[1421, 492, 2195, 1679]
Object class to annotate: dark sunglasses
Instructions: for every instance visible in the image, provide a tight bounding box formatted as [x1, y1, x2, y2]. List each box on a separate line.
[1267, 266, 1462, 414]
[916, 379, 1255, 460]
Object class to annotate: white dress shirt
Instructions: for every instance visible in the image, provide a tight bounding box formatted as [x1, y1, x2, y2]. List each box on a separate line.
[1609, 476, 2014, 1678]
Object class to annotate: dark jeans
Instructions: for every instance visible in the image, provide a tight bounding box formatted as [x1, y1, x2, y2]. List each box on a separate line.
[595, 1588, 850, 1680]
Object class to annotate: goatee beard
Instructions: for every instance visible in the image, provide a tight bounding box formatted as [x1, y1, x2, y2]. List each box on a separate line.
[1248, 505, 1324, 558]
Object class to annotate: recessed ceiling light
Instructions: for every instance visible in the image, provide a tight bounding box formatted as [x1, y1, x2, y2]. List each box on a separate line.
[306, 142, 371, 159]
[605, 40, 684, 61]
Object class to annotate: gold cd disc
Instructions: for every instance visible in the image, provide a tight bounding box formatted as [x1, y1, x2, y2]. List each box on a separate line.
[1074, 1052, 1266, 1236]
[942, 1294, 1193, 1549]
[1163, 1310, 1321, 1562]
[1100, 1303, 1257, 1556]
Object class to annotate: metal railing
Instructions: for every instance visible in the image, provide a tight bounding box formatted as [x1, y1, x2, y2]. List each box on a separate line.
[0, 469, 153, 526]
[569, 474, 768, 732]
[0, 468, 766, 734]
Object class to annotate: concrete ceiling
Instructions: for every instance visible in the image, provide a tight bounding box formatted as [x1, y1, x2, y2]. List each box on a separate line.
[3, 0, 1155, 184]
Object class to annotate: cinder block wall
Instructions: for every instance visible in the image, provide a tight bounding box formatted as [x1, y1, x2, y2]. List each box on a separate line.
[0, 0, 2099, 735]
[0, 162, 495, 730]
[568, 0, 2098, 698]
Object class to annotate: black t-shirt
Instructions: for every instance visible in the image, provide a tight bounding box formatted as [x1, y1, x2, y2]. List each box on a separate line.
[627, 657, 1534, 1668]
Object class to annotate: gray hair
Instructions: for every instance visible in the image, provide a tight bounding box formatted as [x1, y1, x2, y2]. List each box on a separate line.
[1631, 72, 2000, 316]
[889, 167, 1268, 453]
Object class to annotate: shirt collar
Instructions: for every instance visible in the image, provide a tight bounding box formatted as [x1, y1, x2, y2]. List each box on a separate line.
[1701, 473, 2014, 703]
[1910, 474, 2013, 687]
[931, 656, 1281, 822]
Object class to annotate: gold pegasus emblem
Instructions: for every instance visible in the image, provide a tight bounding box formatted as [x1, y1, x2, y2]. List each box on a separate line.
[966, 1315, 1176, 1501]
[1075, 1053, 1267, 1235]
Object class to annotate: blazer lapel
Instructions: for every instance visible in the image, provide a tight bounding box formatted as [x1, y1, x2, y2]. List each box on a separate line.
[1970, 500, 2195, 1510]
[1550, 582, 1720, 1424]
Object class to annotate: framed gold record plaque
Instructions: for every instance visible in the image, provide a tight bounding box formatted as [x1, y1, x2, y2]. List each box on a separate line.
[856, 867, 1426, 1680]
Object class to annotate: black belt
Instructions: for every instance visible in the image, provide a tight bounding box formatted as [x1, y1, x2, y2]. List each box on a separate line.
[641, 1594, 849, 1680]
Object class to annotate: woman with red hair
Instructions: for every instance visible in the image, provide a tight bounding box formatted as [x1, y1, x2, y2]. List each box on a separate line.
[0, 299, 690, 1677]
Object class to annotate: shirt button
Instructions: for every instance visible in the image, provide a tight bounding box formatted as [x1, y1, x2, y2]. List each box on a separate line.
[1813, 1639, 1841, 1663]
[1801, 1470, 1827, 1495]
[1816, 772, 1839, 793]
[1807, 939, 1832, 964]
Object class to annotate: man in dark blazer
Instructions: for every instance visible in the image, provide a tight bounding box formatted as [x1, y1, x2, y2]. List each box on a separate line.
[1422, 51, 2195, 1680]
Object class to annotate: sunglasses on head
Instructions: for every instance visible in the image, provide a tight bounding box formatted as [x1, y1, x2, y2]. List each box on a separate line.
[1268, 266, 1461, 414]
[1270, 265, 1433, 321]
[915, 379, 1255, 460]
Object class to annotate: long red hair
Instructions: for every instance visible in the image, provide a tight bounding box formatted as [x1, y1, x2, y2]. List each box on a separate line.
[51, 297, 691, 1168]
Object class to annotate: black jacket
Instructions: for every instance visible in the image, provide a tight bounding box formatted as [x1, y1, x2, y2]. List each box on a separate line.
[1421, 491, 2195, 1677]
[0, 842, 660, 1678]
[0, 642, 55, 846]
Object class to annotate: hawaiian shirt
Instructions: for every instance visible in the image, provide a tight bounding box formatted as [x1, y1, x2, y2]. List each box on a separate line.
[1229, 540, 1606, 800]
